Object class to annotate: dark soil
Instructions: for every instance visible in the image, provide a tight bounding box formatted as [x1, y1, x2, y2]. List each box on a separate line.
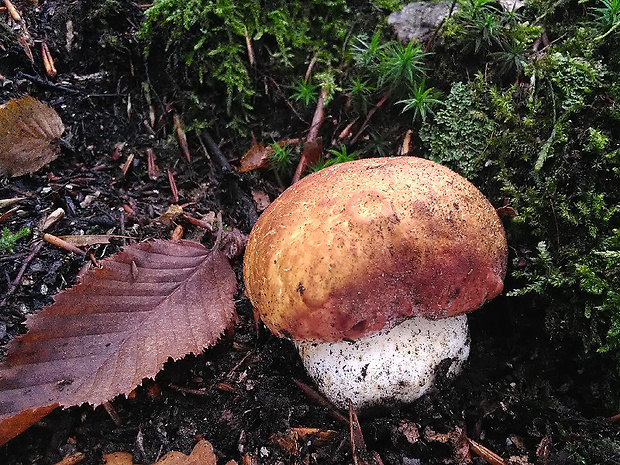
[2, 2, 620, 464]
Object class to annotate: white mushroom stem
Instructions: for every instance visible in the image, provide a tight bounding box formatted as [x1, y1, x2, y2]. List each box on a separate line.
[297, 315, 470, 410]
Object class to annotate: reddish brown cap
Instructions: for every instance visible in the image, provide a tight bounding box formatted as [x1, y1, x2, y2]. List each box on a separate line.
[243, 157, 507, 342]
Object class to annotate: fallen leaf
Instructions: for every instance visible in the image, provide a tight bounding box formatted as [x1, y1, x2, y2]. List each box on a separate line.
[274, 427, 335, 455]
[53, 452, 86, 465]
[250, 190, 271, 212]
[0, 403, 58, 446]
[468, 438, 507, 465]
[425, 426, 472, 464]
[102, 452, 134, 465]
[158, 204, 185, 225]
[57, 235, 132, 247]
[0, 240, 237, 431]
[0, 96, 65, 177]
[102, 439, 236, 465]
[238, 143, 273, 172]
[155, 438, 217, 465]
[238, 139, 300, 172]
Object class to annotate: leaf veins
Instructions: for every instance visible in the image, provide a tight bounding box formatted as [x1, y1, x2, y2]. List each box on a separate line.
[0, 240, 237, 420]
[0, 96, 65, 177]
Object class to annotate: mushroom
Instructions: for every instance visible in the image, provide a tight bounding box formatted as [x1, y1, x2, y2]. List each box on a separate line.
[243, 157, 507, 409]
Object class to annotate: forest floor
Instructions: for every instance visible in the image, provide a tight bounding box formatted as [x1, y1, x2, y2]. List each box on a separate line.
[1, 1, 620, 464]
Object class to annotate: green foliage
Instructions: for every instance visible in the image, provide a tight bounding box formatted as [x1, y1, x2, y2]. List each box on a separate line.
[350, 31, 384, 70]
[592, 0, 620, 34]
[371, 0, 406, 10]
[586, 127, 609, 154]
[491, 40, 528, 77]
[269, 142, 296, 173]
[377, 41, 427, 96]
[141, 0, 350, 115]
[541, 52, 606, 112]
[442, 0, 541, 77]
[347, 77, 376, 113]
[397, 77, 443, 123]
[419, 81, 494, 176]
[290, 78, 318, 106]
[0, 227, 31, 253]
[312, 145, 358, 171]
[350, 32, 428, 98]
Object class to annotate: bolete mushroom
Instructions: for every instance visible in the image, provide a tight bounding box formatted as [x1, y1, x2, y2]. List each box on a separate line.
[243, 157, 507, 409]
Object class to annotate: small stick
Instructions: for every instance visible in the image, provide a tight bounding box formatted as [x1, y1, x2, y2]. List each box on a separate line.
[468, 438, 507, 465]
[199, 131, 233, 174]
[304, 51, 318, 84]
[3, 0, 21, 21]
[173, 112, 191, 162]
[41, 42, 57, 78]
[120, 153, 134, 176]
[52, 452, 85, 465]
[171, 224, 183, 240]
[15, 72, 79, 94]
[350, 91, 390, 146]
[0, 240, 43, 307]
[291, 87, 328, 184]
[167, 168, 179, 203]
[169, 384, 208, 396]
[605, 413, 620, 423]
[43, 233, 87, 256]
[0, 206, 19, 223]
[182, 213, 214, 231]
[102, 401, 122, 427]
[292, 379, 348, 425]
[244, 25, 255, 66]
[146, 148, 160, 180]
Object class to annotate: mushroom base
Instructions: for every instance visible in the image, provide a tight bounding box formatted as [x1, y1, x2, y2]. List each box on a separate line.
[297, 315, 470, 410]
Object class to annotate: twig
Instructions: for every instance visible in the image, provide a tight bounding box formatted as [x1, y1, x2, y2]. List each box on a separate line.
[3, 0, 20, 21]
[199, 131, 233, 174]
[349, 400, 365, 461]
[424, 0, 458, 53]
[41, 42, 57, 78]
[244, 25, 255, 66]
[349, 90, 390, 146]
[291, 87, 328, 184]
[292, 379, 348, 425]
[167, 168, 179, 203]
[169, 384, 208, 396]
[468, 438, 507, 465]
[102, 401, 122, 427]
[52, 452, 85, 465]
[146, 148, 160, 180]
[213, 212, 224, 251]
[0, 240, 44, 307]
[304, 51, 318, 84]
[15, 72, 80, 94]
[43, 233, 87, 256]
[605, 413, 620, 423]
[173, 112, 191, 162]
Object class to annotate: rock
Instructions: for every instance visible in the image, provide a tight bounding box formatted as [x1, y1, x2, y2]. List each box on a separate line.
[388, 1, 454, 43]
[499, 0, 525, 11]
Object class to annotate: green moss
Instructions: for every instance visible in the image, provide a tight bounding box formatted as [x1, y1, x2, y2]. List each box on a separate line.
[140, 0, 351, 116]
[419, 81, 495, 177]
[0, 227, 31, 253]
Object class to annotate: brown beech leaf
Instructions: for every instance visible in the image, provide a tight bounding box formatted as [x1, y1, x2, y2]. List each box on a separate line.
[102, 439, 236, 465]
[154, 438, 219, 465]
[0, 403, 59, 446]
[0, 240, 237, 424]
[0, 96, 65, 177]
[238, 142, 273, 172]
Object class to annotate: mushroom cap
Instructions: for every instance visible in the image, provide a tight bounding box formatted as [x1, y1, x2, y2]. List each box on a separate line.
[243, 157, 507, 342]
